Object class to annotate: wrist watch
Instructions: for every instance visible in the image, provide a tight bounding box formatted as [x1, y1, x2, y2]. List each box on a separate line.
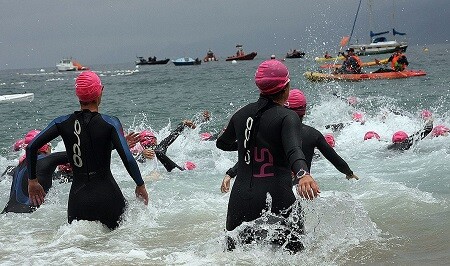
[296, 169, 310, 179]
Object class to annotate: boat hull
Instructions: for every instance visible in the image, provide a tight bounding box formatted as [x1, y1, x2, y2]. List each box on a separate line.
[349, 42, 408, 56]
[304, 69, 426, 82]
[225, 52, 257, 61]
[0, 93, 34, 103]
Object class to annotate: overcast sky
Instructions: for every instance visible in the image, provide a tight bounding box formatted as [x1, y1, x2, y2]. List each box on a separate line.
[1, 0, 448, 70]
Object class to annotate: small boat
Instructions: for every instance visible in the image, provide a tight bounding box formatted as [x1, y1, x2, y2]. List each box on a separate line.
[225, 44, 257, 61]
[203, 50, 218, 62]
[172, 57, 202, 66]
[319, 58, 389, 69]
[285, 49, 305, 59]
[135, 57, 170, 65]
[304, 69, 426, 82]
[56, 58, 89, 72]
[349, 36, 408, 56]
[0, 93, 34, 103]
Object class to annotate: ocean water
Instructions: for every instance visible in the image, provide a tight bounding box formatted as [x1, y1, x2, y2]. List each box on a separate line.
[0, 43, 449, 265]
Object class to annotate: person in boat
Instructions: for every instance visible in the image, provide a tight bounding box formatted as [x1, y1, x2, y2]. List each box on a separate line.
[221, 89, 358, 193]
[336, 48, 362, 74]
[388, 46, 409, 71]
[216, 60, 319, 253]
[26, 71, 148, 230]
[1, 130, 69, 214]
[132, 120, 197, 172]
[324, 51, 332, 59]
[387, 119, 434, 151]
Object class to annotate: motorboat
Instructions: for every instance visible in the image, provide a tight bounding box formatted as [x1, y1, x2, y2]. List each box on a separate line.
[172, 57, 202, 66]
[225, 45, 257, 61]
[0, 93, 34, 103]
[285, 49, 305, 59]
[203, 50, 218, 62]
[135, 57, 170, 65]
[56, 58, 89, 71]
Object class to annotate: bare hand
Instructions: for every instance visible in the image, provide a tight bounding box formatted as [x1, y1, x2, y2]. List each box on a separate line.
[28, 178, 46, 206]
[125, 132, 140, 148]
[135, 184, 149, 205]
[183, 120, 196, 129]
[346, 173, 359, 180]
[220, 174, 232, 193]
[297, 175, 320, 200]
[142, 149, 155, 159]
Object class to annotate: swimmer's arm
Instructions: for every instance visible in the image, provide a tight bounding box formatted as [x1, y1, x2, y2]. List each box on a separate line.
[281, 114, 308, 173]
[216, 119, 237, 151]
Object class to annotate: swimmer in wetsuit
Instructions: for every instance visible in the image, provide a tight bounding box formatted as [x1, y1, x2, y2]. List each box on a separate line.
[221, 89, 359, 193]
[2, 130, 68, 214]
[217, 60, 319, 252]
[387, 119, 434, 151]
[27, 71, 148, 230]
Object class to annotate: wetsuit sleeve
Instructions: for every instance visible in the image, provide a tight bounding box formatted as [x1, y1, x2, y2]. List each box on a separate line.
[157, 122, 185, 153]
[225, 162, 238, 178]
[36, 152, 69, 192]
[216, 118, 237, 151]
[281, 114, 309, 173]
[26, 120, 60, 180]
[316, 135, 353, 176]
[106, 116, 144, 186]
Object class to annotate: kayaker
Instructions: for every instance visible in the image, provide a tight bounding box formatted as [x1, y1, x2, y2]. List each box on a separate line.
[388, 46, 409, 71]
[336, 48, 362, 74]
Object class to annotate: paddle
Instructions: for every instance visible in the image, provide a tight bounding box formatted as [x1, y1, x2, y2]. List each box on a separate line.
[330, 36, 350, 72]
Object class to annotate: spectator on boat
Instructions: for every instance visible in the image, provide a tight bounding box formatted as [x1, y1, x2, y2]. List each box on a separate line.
[26, 71, 148, 230]
[217, 60, 319, 253]
[132, 120, 197, 172]
[336, 48, 362, 74]
[388, 46, 409, 71]
[387, 119, 434, 151]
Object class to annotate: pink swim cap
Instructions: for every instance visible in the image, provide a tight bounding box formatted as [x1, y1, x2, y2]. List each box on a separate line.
[392, 131, 408, 143]
[432, 125, 449, 137]
[75, 71, 103, 102]
[347, 96, 358, 106]
[352, 112, 364, 122]
[364, 131, 380, 141]
[285, 89, 307, 115]
[13, 139, 25, 151]
[200, 132, 212, 141]
[24, 129, 41, 145]
[255, 60, 290, 95]
[420, 109, 432, 120]
[184, 161, 196, 170]
[139, 130, 156, 147]
[324, 133, 335, 147]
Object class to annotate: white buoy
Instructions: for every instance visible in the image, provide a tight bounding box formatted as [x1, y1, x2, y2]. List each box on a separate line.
[231, 60, 237, 64]
[39, 69, 45, 72]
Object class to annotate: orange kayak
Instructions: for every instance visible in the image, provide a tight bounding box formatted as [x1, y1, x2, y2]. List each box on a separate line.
[304, 69, 427, 82]
[319, 58, 389, 69]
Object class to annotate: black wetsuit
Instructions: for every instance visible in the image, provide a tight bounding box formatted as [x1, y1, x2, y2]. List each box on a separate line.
[226, 123, 353, 178]
[136, 122, 187, 171]
[2, 152, 68, 214]
[216, 97, 308, 232]
[26, 110, 144, 229]
[387, 122, 433, 151]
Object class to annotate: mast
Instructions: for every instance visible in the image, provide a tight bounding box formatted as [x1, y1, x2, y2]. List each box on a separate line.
[348, 0, 363, 45]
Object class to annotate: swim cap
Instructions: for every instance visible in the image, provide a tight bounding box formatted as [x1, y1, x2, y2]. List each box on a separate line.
[255, 60, 290, 95]
[324, 133, 335, 147]
[184, 161, 196, 170]
[285, 89, 307, 115]
[24, 129, 41, 145]
[352, 112, 364, 122]
[432, 125, 449, 137]
[347, 96, 358, 106]
[139, 130, 156, 147]
[420, 109, 432, 120]
[392, 131, 408, 143]
[75, 71, 103, 102]
[13, 139, 25, 151]
[364, 131, 380, 141]
[200, 132, 212, 141]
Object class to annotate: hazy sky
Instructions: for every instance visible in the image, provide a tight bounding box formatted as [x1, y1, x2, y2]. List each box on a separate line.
[1, 0, 448, 69]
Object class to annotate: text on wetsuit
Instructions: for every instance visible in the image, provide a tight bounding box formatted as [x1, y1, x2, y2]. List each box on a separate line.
[73, 120, 83, 167]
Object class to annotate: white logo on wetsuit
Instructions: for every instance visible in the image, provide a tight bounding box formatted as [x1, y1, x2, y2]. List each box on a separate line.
[243, 117, 254, 165]
[73, 119, 83, 167]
